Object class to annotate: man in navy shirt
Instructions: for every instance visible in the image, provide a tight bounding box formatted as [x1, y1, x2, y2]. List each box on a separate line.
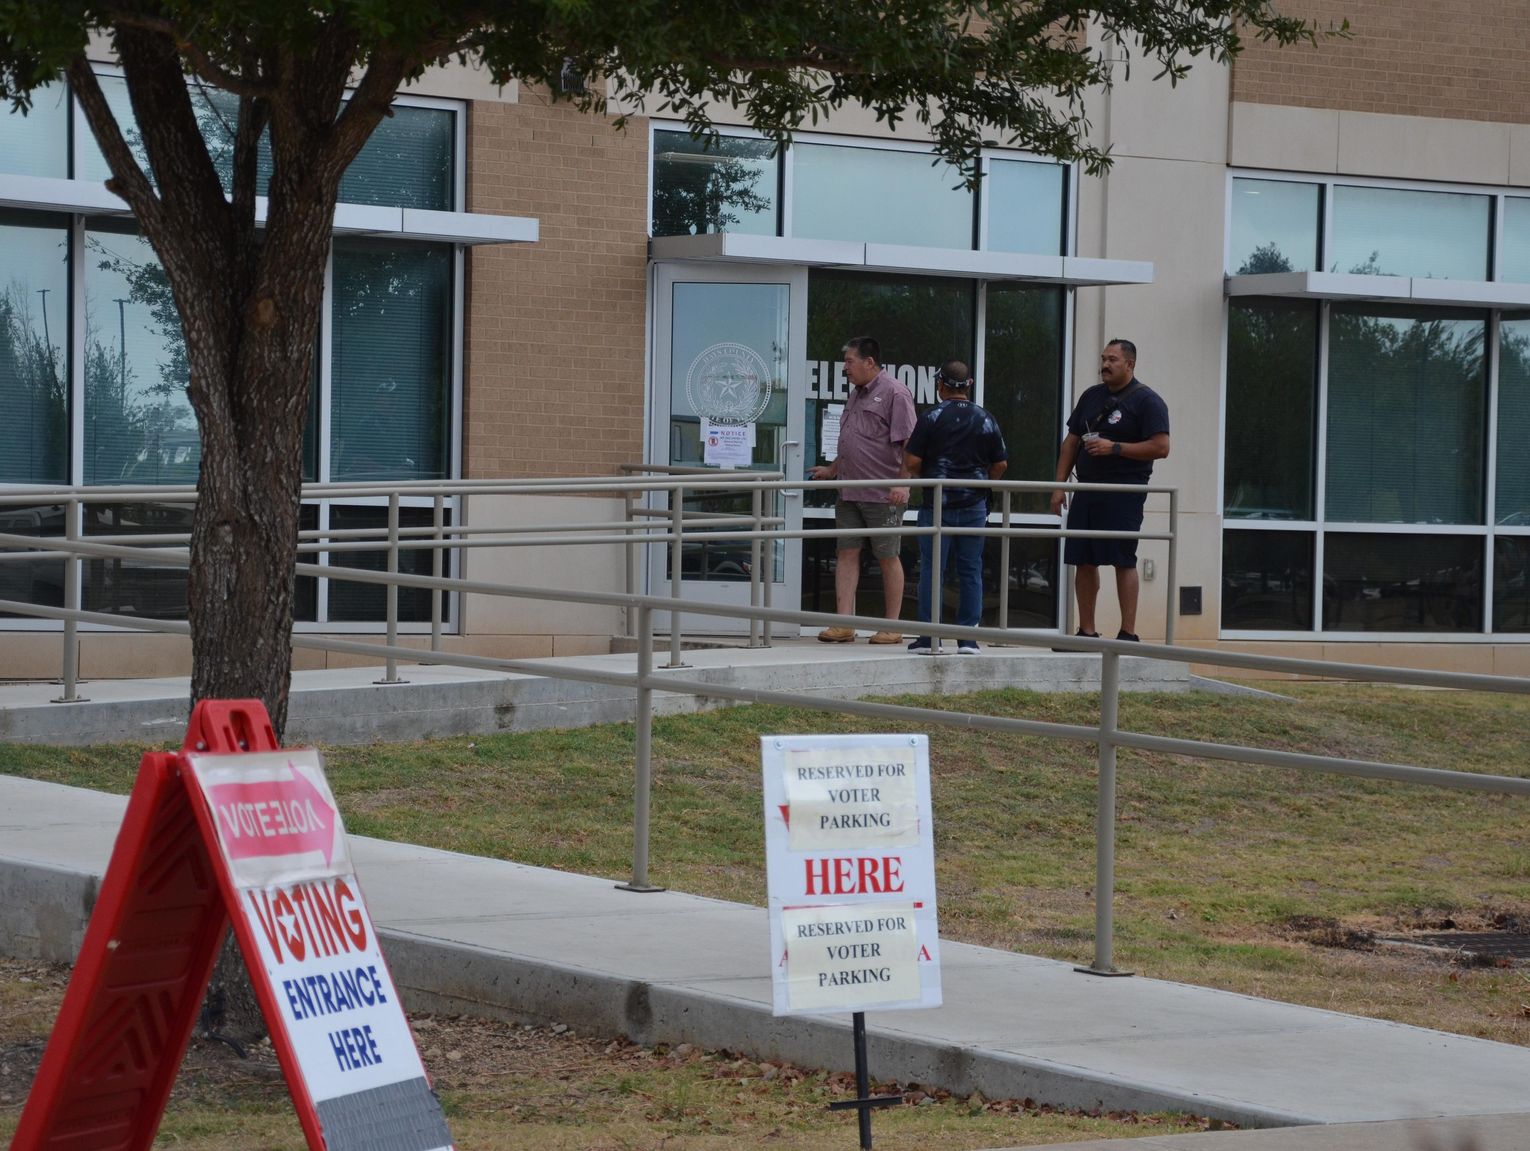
[902, 360, 1008, 654]
[1049, 340, 1170, 642]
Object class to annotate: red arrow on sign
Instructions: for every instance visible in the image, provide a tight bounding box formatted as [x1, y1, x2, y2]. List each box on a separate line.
[206, 763, 338, 865]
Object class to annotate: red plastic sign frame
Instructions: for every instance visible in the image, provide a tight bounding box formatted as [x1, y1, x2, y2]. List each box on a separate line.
[11, 700, 452, 1151]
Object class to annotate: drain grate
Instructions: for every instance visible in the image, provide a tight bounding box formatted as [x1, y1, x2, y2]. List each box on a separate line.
[1389, 931, 1530, 961]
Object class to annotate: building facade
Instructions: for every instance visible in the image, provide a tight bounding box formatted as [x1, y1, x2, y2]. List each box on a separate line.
[2, 1, 1529, 678]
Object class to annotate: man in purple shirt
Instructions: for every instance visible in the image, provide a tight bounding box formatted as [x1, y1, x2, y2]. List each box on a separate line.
[808, 337, 917, 643]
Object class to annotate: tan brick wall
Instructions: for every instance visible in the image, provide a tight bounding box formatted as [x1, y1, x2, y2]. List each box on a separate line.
[464, 89, 650, 478]
[1232, 0, 1530, 126]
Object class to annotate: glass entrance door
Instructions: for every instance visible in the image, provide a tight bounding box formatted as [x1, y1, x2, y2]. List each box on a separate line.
[648, 262, 807, 633]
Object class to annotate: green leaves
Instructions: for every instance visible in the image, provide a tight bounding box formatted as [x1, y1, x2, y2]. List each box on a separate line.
[0, 1, 1336, 173]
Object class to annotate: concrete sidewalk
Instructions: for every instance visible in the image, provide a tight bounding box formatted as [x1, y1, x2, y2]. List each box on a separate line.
[0, 639, 1191, 745]
[4, 772, 1530, 1147]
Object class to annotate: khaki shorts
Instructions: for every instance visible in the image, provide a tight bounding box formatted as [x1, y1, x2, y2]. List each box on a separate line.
[835, 500, 905, 559]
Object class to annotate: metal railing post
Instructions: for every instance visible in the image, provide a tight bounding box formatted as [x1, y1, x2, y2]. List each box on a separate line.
[429, 494, 444, 656]
[749, 486, 763, 648]
[930, 484, 944, 653]
[1165, 489, 1179, 646]
[617, 605, 663, 893]
[623, 489, 638, 639]
[52, 498, 84, 704]
[998, 488, 1012, 633]
[761, 487, 774, 648]
[666, 484, 686, 668]
[1079, 650, 1131, 976]
[377, 492, 403, 684]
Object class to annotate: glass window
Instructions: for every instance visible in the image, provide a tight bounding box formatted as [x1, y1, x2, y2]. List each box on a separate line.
[1329, 186, 1490, 280]
[982, 284, 1063, 514]
[0, 503, 66, 618]
[340, 105, 455, 210]
[82, 501, 193, 619]
[1225, 299, 1317, 519]
[652, 130, 776, 237]
[1326, 306, 1485, 525]
[323, 505, 443, 622]
[1497, 315, 1530, 525]
[804, 270, 974, 510]
[986, 160, 1065, 256]
[330, 239, 453, 482]
[1229, 178, 1320, 275]
[83, 224, 198, 486]
[0, 80, 69, 178]
[0, 212, 69, 484]
[791, 144, 973, 248]
[1502, 198, 1530, 284]
[1494, 536, 1530, 633]
[1221, 530, 1314, 630]
[1323, 533, 1482, 632]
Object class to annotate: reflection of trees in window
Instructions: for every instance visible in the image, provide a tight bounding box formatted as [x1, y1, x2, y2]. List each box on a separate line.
[85, 235, 197, 484]
[1497, 319, 1530, 524]
[1224, 298, 1317, 518]
[330, 241, 451, 481]
[983, 285, 1061, 513]
[652, 134, 773, 236]
[0, 284, 67, 483]
[1327, 307, 1485, 524]
[1236, 243, 1294, 277]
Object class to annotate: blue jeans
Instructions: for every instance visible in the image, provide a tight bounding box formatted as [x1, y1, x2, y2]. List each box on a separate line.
[916, 503, 987, 631]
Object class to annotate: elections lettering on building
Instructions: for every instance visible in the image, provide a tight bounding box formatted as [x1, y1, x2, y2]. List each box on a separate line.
[761, 734, 941, 1017]
[186, 749, 454, 1151]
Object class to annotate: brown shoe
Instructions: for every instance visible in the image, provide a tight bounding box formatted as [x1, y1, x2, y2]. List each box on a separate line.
[818, 626, 856, 643]
[868, 630, 904, 645]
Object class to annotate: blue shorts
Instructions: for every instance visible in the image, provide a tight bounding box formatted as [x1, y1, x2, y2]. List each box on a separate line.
[1063, 490, 1147, 569]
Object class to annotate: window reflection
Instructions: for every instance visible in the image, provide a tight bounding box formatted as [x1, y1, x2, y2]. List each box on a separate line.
[1502, 199, 1530, 284]
[0, 213, 69, 484]
[1221, 530, 1313, 630]
[983, 284, 1062, 514]
[1323, 533, 1482, 632]
[82, 501, 193, 619]
[1329, 186, 1490, 280]
[83, 224, 198, 486]
[792, 144, 973, 248]
[1229, 179, 1319, 275]
[0, 504, 65, 619]
[986, 160, 1065, 256]
[0, 81, 68, 178]
[1497, 316, 1530, 524]
[1225, 299, 1317, 519]
[330, 240, 452, 482]
[1494, 537, 1530, 633]
[1326, 306, 1485, 525]
[652, 130, 776, 237]
[325, 505, 444, 622]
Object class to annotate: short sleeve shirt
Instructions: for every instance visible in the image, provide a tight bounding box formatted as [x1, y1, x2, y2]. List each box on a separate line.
[1065, 378, 1170, 484]
[836, 370, 918, 503]
[905, 398, 1008, 509]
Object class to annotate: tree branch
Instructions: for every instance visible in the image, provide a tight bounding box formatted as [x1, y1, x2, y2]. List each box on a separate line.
[100, 6, 275, 99]
[64, 53, 162, 227]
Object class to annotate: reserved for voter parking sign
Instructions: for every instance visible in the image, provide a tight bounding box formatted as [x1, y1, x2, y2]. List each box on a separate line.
[761, 734, 942, 1017]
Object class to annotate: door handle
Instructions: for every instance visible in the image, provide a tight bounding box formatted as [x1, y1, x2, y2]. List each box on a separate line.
[779, 440, 802, 497]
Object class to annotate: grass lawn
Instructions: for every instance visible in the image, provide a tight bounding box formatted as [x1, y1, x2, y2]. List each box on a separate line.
[5, 681, 1530, 1048]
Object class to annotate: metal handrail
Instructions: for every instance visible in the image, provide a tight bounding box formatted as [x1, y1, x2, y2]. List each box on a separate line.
[2, 485, 1528, 974]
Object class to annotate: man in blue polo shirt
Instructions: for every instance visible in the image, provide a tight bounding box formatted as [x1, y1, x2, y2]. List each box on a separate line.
[1049, 340, 1170, 642]
[902, 360, 1008, 654]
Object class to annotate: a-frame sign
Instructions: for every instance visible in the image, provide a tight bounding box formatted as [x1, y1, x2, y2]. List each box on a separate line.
[10, 699, 454, 1151]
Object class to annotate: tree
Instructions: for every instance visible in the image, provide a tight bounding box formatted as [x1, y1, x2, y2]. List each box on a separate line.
[0, 1, 1338, 737]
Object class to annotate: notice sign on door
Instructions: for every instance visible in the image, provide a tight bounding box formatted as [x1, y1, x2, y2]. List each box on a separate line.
[186, 750, 454, 1151]
[762, 734, 941, 1017]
